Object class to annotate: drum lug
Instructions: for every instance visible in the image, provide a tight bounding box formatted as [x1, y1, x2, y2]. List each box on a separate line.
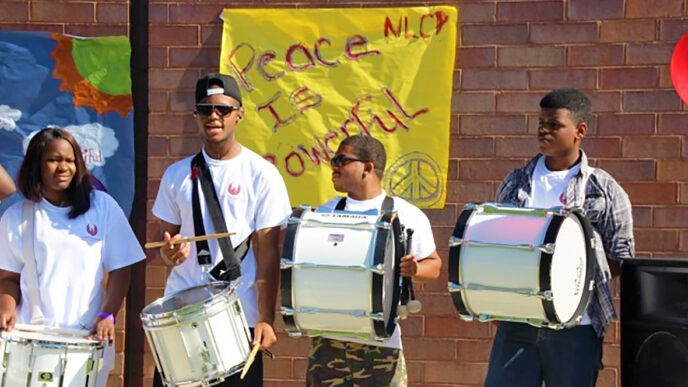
[370, 264, 385, 274]
[535, 290, 553, 301]
[477, 314, 493, 322]
[458, 314, 474, 322]
[370, 312, 385, 321]
[280, 259, 294, 269]
[376, 221, 392, 230]
[447, 281, 462, 293]
[280, 307, 295, 316]
[448, 236, 463, 247]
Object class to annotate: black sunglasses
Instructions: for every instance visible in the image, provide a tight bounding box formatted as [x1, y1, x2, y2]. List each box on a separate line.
[330, 154, 368, 168]
[195, 104, 240, 117]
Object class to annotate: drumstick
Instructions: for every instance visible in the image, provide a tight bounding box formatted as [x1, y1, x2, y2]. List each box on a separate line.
[241, 343, 261, 379]
[144, 232, 235, 249]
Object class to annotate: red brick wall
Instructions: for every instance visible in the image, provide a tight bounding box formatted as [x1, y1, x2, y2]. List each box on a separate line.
[145, 1, 688, 386]
[0, 3, 130, 386]
[3, 0, 688, 386]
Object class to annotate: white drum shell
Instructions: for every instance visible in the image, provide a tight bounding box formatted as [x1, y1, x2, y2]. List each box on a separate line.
[142, 283, 251, 387]
[0, 327, 103, 387]
[285, 209, 398, 338]
[456, 206, 589, 326]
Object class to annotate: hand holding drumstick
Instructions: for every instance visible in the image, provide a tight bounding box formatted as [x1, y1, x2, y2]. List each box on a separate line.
[146, 232, 235, 266]
[157, 232, 190, 266]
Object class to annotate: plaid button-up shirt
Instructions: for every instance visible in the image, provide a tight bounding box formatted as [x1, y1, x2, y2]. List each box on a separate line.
[495, 151, 635, 337]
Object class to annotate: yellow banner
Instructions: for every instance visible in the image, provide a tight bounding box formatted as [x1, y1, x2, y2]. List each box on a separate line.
[220, 7, 457, 208]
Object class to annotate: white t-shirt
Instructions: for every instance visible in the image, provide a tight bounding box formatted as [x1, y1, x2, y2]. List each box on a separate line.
[316, 190, 437, 349]
[0, 190, 146, 328]
[152, 146, 292, 326]
[527, 156, 591, 325]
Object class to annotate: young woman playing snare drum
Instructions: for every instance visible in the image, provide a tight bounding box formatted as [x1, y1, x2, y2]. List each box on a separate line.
[0, 127, 145, 386]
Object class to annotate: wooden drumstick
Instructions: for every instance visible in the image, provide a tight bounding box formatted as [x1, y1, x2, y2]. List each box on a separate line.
[241, 343, 261, 379]
[144, 232, 235, 249]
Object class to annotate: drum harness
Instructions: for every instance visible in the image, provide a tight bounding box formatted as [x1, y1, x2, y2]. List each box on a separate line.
[191, 152, 251, 282]
[335, 196, 418, 314]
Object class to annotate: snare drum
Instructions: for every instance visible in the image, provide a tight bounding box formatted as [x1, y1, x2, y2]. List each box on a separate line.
[448, 203, 596, 329]
[0, 324, 104, 387]
[141, 282, 252, 387]
[280, 206, 404, 341]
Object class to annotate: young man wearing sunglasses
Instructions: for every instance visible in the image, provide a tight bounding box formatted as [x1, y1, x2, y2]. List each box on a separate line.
[151, 73, 292, 386]
[306, 134, 442, 387]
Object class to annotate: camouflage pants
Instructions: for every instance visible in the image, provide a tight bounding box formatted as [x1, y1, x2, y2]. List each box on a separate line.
[306, 337, 407, 387]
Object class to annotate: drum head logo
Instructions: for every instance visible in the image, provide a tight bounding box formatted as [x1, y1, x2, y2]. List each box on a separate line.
[382, 152, 443, 207]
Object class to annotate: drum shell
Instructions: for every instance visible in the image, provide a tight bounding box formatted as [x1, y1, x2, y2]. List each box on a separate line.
[141, 282, 252, 386]
[449, 204, 595, 328]
[0, 327, 103, 387]
[281, 207, 402, 340]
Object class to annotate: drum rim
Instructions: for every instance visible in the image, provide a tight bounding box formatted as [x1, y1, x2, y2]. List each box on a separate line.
[140, 280, 236, 320]
[0, 326, 103, 348]
[448, 206, 476, 318]
[280, 206, 307, 336]
[159, 361, 246, 386]
[554, 209, 596, 327]
[374, 210, 402, 339]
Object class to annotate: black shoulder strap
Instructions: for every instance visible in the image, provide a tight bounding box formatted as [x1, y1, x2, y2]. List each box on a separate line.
[191, 152, 242, 281]
[335, 196, 394, 211]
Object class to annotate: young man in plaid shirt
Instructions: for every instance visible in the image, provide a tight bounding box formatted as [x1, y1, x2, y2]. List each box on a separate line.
[484, 88, 635, 387]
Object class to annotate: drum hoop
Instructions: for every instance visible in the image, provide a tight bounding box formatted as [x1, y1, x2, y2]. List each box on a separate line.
[385, 213, 404, 336]
[371, 211, 401, 339]
[448, 206, 476, 317]
[556, 209, 597, 328]
[539, 214, 565, 324]
[160, 362, 246, 386]
[2, 325, 102, 347]
[280, 206, 308, 336]
[140, 281, 236, 322]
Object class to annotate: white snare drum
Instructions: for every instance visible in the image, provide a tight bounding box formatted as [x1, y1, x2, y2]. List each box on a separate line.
[0, 324, 104, 386]
[141, 282, 252, 387]
[280, 206, 404, 341]
[448, 203, 596, 329]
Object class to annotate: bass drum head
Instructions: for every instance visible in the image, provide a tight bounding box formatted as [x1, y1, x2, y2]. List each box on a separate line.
[550, 214, 590, 324]
[381, 215, 402, 336]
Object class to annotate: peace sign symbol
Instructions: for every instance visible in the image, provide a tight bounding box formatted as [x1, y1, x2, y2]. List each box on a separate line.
[382, 152, 443, 207]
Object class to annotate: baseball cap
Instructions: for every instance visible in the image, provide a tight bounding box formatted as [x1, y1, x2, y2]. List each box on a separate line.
[195, 73, 242, 105]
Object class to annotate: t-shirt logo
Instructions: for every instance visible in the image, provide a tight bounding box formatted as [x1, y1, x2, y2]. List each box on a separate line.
[559, 192, 567, 205]
[86, 224, 98, 236]
[228, 183, 241, 195]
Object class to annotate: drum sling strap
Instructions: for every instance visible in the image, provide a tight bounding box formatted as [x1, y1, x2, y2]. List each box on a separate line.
[21, 200, 45, 324]
[335, 196, 415, 306]
[191, 152, 251, 282]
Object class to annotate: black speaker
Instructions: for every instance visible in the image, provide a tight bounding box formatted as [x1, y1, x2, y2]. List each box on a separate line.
[621, 258, 688, 387]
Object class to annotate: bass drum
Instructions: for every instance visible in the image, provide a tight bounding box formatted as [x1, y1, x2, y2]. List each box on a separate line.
[448, 203, 596, 329]
[280, 206, 404, 341]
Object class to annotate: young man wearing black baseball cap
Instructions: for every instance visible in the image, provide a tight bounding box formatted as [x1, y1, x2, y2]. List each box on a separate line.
[151, 73, 292, 386]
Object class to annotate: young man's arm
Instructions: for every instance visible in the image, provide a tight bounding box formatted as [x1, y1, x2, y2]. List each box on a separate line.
[603, 181, 635, 277]
[253, 225, 281, 349]
[400, 250, 441, 281]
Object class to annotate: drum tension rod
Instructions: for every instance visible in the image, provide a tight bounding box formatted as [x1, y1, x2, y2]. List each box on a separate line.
[280, 259, 386, 274]
[448, 236, 555, 254]
[447, 281, 553, 301]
